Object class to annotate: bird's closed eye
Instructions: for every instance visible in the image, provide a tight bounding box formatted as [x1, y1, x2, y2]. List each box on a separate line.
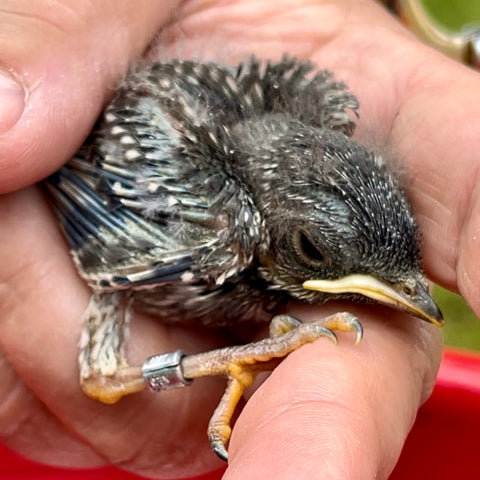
[294, 229, 326, 267]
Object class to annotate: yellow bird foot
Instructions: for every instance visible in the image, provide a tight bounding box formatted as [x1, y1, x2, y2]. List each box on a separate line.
[142, 312, 363, 460]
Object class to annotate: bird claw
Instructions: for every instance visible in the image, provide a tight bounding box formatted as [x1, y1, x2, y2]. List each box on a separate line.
[313, 325, 339, 345]
[211, 441, 229, 462]
[311, 312, 363, 345]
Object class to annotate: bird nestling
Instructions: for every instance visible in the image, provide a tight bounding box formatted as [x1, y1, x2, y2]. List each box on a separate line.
[45, 57, 443, 461]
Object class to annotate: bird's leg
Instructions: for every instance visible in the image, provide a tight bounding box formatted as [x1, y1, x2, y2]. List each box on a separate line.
[79, 292, 145, 404]
[173, 312, 363, 460]
[78, 301, 361, 459]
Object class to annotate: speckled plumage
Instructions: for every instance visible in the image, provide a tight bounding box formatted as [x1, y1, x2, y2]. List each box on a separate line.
[46, 57, 422, 327]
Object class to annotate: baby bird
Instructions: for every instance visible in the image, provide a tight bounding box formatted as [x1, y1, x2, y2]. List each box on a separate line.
[45, 57, 443, 460]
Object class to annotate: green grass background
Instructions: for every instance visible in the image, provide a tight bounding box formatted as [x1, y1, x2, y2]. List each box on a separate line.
[418, 0, 480, 350]
[434, 286, 480, 351]
[422, 0, 480, 31]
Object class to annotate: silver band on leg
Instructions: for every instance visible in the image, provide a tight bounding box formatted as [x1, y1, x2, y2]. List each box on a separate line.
[142, 350, 192, 391]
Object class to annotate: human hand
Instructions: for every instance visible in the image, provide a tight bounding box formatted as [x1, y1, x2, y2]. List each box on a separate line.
[1, 0, 477, 478]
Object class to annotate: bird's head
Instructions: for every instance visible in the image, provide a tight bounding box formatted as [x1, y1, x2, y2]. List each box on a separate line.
[253, 125, 443, 327]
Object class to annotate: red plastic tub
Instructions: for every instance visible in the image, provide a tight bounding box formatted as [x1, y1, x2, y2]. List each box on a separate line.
[390, 348, 480, 478]
[1, 348, 479, 479]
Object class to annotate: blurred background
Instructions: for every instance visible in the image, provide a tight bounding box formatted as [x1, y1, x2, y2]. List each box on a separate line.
[421, 0, 480, 31]
[435, 285, 480, 351]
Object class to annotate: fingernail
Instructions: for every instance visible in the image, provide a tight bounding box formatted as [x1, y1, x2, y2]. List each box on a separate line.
[0, 70, 25, 134]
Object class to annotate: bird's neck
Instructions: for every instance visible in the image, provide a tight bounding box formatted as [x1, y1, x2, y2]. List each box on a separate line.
[227, 114, 309, 215]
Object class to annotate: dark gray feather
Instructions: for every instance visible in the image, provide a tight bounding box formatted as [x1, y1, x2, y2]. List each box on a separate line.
[45, 57, 422, 325]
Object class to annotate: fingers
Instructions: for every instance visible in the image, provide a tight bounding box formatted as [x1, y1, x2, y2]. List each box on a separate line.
[0, 0, 180, 193]
[225, 302, 442, 479]
[0, 0, 463, 477]
[387, 64, 480, 297]
[0, 187, 227, 477]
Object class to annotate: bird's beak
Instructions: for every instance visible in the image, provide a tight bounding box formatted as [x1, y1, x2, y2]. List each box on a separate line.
[302, 274, 444, 327]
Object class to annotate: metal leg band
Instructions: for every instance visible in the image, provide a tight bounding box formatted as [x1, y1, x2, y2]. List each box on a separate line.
[142, 350, 192, 391]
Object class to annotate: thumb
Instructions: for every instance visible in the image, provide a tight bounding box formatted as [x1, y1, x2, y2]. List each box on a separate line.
[0, 1, 179, 193]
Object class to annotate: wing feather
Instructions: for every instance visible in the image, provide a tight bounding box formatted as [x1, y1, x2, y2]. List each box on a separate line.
[46, 58, 358, 293]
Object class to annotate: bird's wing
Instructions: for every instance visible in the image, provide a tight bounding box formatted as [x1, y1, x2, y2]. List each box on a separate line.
[45, 57, 356, 291]
[45, 60, 263, 291]
[46, 161, 202, 290]
[235, 57, 360, 135]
